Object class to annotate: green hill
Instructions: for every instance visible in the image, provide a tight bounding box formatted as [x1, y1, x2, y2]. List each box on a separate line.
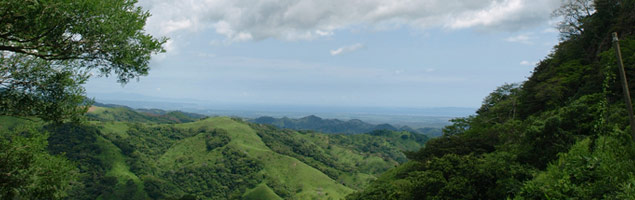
[251, 115, 442, 136]
[2, 106, 428, 200]
[86, 104, 205, 124]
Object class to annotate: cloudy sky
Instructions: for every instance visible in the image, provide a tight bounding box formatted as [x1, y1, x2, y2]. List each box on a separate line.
[86, 0, 563, 108]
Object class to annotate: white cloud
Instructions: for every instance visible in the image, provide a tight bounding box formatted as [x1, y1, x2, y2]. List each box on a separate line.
[520, 60, 536, 66]
[315, 30, 334, 36]
[161, 19, 194, 34]
[447, 0, 524, 29]
[139, 0, 561, 42]
[330, 43, 364, 56]
[505, 33, 533, 44]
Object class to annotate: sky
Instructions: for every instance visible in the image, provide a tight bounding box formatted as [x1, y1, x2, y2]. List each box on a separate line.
[85, 0, 563, 109]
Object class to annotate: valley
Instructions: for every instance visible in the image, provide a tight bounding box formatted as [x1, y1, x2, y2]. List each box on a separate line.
[1, 105, 429, 199]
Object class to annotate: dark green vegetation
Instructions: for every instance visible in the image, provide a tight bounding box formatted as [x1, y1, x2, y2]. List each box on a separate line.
[1, 106, 428, 199]
[348, 0, 635, 199]
[251, 115, 442, 136]
[0, 122, 77, 199]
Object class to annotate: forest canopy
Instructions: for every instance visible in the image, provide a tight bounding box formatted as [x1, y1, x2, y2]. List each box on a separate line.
[348, 0, 635, 199]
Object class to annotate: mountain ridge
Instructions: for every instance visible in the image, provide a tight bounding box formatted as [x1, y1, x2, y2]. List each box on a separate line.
[250, 115, 443, 136]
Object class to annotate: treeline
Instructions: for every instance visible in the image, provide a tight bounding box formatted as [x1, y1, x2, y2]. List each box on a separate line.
[348, 0, 635, 199]
[87, 103, 205, 124]
[251, 115, 442, 136]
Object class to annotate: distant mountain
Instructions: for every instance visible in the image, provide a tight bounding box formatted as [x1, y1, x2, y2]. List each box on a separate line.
[250, 115, 442, 136]
[88, 102, 206, 123]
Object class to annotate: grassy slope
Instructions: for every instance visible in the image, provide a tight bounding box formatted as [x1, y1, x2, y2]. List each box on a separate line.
[2, 107, 426, 199]
[94, 135, 147, 200]
[175, 117, 353, 199]
[88, 121, 147, 200]
[87, 106, 201, 124]
[243, 183, 283, 200]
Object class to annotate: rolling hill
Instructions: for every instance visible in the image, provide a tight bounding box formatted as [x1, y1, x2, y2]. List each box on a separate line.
[1, 105, 429, 199]
[86, 103, 206, 124]
[251, 115, 442, 136]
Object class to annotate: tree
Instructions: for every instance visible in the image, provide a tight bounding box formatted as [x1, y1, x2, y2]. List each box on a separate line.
[1, 54, 90, 122]
[552, 0, 595, 39]
[0, 125, 78, 199]
[0, 0, 166, 121]
[1, 0, 164, 198]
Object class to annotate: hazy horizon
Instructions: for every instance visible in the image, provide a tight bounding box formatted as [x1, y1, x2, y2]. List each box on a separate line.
[84, 0, 561, 109]
[89, 91, 476, 128]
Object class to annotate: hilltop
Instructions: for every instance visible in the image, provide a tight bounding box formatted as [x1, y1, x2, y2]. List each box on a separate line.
[87, 102, 206, 124]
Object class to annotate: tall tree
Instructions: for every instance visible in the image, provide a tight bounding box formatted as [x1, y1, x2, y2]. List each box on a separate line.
[552, 0, 595, 39]
[0, 0, 166, 122]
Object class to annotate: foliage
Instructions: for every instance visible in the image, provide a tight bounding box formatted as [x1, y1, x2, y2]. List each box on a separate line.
[205, 128, 231, 151]
[552, 0, 595, 39]
[348, 153, 534, 200]
[7, 112, 422, 199]
[517, 133, 635, 199]
[350, 0, 635, 199]
[45, 123, 109, 200]
[162, 146, 264, 200]
[0, 125, 77, 199]
[0, 0, 165, 81]
[253, 123, 428, 183]
[0, 0, 165, 121]
[0, 54, 90, 122]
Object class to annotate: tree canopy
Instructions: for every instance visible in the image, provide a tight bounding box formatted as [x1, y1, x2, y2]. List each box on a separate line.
[0, 0, 165, 122]
[349, 0, 635, 199]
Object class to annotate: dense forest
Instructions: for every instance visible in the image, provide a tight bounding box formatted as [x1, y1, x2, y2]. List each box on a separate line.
[348, 0, 635, 199]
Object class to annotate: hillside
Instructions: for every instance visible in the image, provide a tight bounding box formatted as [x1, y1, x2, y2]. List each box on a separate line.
[349, 1, 635, 199]
[1, 106, 428, 199]
[251, 115, 442, 136]
[86, 103, 206, 124]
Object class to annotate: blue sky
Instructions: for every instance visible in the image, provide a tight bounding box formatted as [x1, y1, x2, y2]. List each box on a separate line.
[86, 0, 562, 108]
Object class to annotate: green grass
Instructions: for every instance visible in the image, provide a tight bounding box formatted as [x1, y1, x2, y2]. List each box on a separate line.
[42, 114, 425, 199]
[175, 117, 355, 199]
[94, 121, 130, 139]
[3, 106, 425, 200]
[243, 183, 283, 200]
[0, 116, 42, 131]
[94, 135, 147, 200]
[157, 131, 223, 169]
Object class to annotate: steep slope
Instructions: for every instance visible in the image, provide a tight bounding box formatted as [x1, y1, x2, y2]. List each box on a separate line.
[173, 117, 353, 199]
[349, 1, 635, 199]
